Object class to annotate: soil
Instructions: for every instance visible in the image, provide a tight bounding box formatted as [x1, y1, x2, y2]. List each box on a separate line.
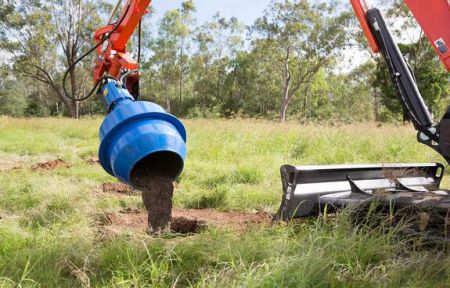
[137, 176, 174, 235]
[98, 154, 272, 236]
[124, 154, 176, 234]
[101, 182, 134, 195]
[170, 217, 207, 234]
[32, 159, 71, 171]
[96, 208, 272, 237]
[85, 158, 100, 166]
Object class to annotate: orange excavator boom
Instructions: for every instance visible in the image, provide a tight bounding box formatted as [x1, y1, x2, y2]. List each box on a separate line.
[351, 0, 450, 71]
[92, 0, 152, 96]
[404, 0, 450, 71]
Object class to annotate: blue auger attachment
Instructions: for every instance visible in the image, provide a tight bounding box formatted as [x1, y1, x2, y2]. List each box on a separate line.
[98, 79, 187, 186]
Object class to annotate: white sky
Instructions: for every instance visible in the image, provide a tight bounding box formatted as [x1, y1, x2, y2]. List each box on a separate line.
[147, 0, 392, 25]
[150, 0, 272, 25]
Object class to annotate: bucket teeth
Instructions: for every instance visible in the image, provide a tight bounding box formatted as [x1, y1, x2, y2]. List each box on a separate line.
[347, 176, 373, 195]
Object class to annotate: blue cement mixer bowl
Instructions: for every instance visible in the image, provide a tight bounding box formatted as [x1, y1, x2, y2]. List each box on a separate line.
[98, 101, 187, 186]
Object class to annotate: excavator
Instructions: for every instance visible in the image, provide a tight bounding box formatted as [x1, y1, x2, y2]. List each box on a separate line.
[68, 0, 448, 231]
[277, 0, 450, 224]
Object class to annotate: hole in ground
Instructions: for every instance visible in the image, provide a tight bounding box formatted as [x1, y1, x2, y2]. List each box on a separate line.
[95, 208, 272, 239]
[170, 217, 207, 234]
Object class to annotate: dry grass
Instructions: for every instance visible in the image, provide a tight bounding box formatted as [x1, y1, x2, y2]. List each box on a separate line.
[0, 117, 448, 287]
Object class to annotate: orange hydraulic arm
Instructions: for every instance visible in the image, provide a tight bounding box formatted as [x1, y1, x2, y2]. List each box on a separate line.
[92, 0, 152, 94]
[351, 0, 450, 71]
[350, 0, 380, 53]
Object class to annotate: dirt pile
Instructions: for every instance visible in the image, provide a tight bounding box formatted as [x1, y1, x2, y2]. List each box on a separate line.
[172, 209, 272, 230]
[170, 217, 207, 234]
[32, 159, 71, 171]
[96, 208, 272, 237]
[101, 182, 134, 195]
[137, 176, 174, 235]
[129, 160, 175, 234]
[85, 158, 100, 165]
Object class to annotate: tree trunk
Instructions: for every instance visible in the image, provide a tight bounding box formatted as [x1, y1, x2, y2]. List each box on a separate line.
[280, 82, 290, 122]
[178, 40, 184, 116]
[280, 99, 289, 122]
[165, 97, 171, 113]
[179, 69, 183, 116]
[164, 87, 171, 113]
[74, 101, 79, 119]
[161, 75, 171, 113]
[217, 69, 221, 102]
[279, 55, 291, 122]
[280, 67, 291, 122]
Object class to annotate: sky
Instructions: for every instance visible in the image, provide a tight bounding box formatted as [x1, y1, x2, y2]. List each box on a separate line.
[104, 0, 399, 27]
[150, 0, 273, 25]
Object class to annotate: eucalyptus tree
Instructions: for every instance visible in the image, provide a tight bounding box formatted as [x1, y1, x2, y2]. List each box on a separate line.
[192, 14, 244, 115]
[149, 1, 195, 114]
[252, 0, 351, 121]
[0, 0, 108, 118]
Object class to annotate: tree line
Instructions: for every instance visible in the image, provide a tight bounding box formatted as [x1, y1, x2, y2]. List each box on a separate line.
[0, 0, 448, 122]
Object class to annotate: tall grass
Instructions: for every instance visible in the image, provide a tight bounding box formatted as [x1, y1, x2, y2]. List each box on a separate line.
[0, 117, 448, 287]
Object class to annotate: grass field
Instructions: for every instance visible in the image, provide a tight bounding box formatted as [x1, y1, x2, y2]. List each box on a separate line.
[0, 117, 449, 287]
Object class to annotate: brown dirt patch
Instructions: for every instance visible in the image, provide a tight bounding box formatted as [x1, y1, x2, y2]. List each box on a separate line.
[0, 164, 20, 172]
[32, 159, 71, 171]
[101, 182, 135, 195]
[97, 208, 272, 237]
[171, 217, 208, 234]
[85, 158, 100, 166]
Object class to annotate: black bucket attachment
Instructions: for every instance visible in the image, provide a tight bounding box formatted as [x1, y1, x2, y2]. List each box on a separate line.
[276, 163, 449, 221]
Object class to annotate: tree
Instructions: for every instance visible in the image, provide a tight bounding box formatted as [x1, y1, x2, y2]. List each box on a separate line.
[251, 0, 351, 121]
[0, 0, 107, 118]
[191, 28, 214, 114]
[192, 14, 244, 116]
[149, 11, 180, 112]
[176, 1, 196, 115]
[0, 66, 27, 116]
[145, 1, 196, 115]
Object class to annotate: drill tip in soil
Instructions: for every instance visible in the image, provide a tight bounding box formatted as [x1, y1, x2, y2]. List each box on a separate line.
[133, 174, 175, 235]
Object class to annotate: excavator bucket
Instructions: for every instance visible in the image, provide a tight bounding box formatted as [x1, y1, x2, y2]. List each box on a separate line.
[275, 163, 448, 220]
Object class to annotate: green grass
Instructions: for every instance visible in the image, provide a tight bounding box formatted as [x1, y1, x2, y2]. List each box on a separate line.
[0, 117, 449, 287]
